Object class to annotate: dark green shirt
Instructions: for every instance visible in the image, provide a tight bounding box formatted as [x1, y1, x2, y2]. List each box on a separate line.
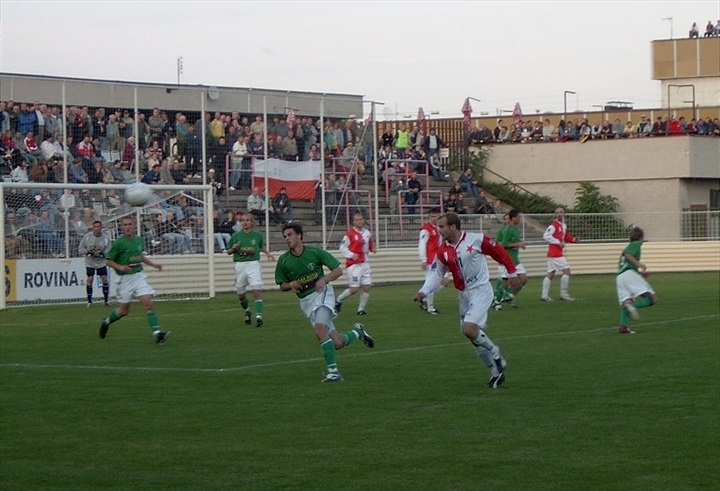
[275, 246, 340, 299]
[228, 230, 264, 262]
[106, 235, 144, 275]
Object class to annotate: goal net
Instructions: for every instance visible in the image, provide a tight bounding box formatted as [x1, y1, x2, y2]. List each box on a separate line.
[1, 181, 214, 308]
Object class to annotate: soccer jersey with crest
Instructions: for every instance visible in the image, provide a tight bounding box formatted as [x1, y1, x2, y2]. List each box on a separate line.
[275, 246, 341, 299]
[340, 227, 374, 267]
[434, 232, 516, 292]
[228, 230, 264, 262]
[419, 222, 441, 265]
[106, 235, 144, 275]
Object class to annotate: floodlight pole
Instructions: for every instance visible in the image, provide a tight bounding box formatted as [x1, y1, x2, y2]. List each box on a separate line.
[564, 90, 576, 122]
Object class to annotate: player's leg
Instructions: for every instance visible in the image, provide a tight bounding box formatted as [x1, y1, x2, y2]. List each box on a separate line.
[86, 268, 95, 307]
[248, 262, 265, 327]
[99, 275, 135, 338]
[98, 267, 110, 305]
[461, 288, 506, 388]
[137, 293, 168, 343]
[560, 266, 573, 300]
[541, 262, 555, 301]
[313, 307, 345, 381]
[356, 266, 372, 315]
[235, 263, 251, 324]
[336, 266, 359, 312]
[251, 288, 264, 327]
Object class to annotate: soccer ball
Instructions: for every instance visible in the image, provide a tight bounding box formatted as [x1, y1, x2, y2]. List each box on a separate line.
[125, 182, 154, 207]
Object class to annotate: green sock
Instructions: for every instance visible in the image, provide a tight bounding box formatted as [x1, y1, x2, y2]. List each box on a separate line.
[146, 310, 160, 333]
[321, 338, 339, 373]
[107, 309, 122, 324]
[494, 279, 504, 301]
[240, 298, 249, 310]
[634, 296, 654, 309]
[341, 329, 360, 347]
[254, 299, 263, 316]
[620, 308, 630, 326]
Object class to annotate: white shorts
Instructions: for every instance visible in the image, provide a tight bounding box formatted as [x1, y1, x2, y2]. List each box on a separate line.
[115, 271, 154, 304]
[616, 270, 655, 304]
[547, 257, 570, 273]
[498, 263, 527, 279]
[234, 261, 263, 293]
[299, 284, 337, 331]
[458, 282, 493, 329]
[346, 262, 372, 288]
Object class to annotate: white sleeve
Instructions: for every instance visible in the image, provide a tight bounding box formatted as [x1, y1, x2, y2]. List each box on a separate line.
[418, 230, 429, 263]
[339, 234, 353, 258]
[419, 260, 447, 295]
[543, 224, 561, 245]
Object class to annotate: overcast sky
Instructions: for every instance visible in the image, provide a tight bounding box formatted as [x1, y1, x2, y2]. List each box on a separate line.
[1, 1, 718, 119]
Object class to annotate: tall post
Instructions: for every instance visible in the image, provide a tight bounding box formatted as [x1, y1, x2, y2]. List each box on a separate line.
[320, 98, 326, 249]
[200, 91, 207, 184]
[563, 90, 576, 122]
[263, 96, 270, 249]
[371, 101, 380, 244]
[61, 81, 67, 184]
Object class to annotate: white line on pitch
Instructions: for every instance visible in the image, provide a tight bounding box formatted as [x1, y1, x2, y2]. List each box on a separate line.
[0, 313, 717, 374]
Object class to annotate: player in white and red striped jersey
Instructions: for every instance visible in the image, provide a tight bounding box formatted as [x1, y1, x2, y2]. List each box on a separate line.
[418, 208, 443, 314]
[414, 212, 519, 389]
[541, 207, 579, 301]
[335, 212, 376, 315]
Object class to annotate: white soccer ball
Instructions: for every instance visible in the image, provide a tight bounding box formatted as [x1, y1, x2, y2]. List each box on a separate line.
[125, 182, 154, 207]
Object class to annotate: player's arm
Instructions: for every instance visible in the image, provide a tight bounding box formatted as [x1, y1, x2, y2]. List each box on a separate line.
[339, 234, 356, 259]
[418, 230, 429, 268]
[565, 231, 579, 243]
[622, 252, 646, 273]
[481, 235, 520, 289]
[415, 259, 447, 301]
[260, 246, 274, 261]
[542, 224, 561, 245]
[78, 234, 90, 255]
[105, 259, 130, 274]
[140, 254, 162, 271]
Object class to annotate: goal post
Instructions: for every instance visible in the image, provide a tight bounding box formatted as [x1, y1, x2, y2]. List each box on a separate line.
[1, 181, 214, 309]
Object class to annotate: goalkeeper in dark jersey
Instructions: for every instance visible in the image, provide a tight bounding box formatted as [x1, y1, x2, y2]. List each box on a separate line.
[78, 220, 112, 307]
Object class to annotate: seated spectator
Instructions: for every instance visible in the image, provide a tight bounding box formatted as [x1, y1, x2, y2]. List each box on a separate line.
[455, 192, 468, 214]
[270, 187, 293, 224]
[405, 171, 422, 215]
[651, 116, 666, 136]
[667, 116, 682, 135]
[690, 22, 699, 38]
[445, 191, 459, 214]
[29, 161, 50, 183]
[4, 212, 29, 259]
[497, 125, 510, 143]
[141, 162, 161, 184]
[474, 190, 496, 215]
[40, 133, 61, 162]
[704, 20, 714, 37]
[636, 115, 651, 137]
[23, 131, 41, 163]
[207, 168, 224, 196]
[213, 209, 235, 253]
[542, 119, 555, 142]
[170, 160, 188, 184]
[459, 167, 479, 197]
[10, 161, 30, 182]
[389, 175, 406, 214]
[611, 118, 625, 139]
[622, 121, 636, 138]
[69, 158, 88, 184]
[247, 187, 267, 224]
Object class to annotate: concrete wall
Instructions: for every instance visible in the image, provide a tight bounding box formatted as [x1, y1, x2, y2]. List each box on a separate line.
[143, 242, 720, 296]
[482, 136, 720, 239]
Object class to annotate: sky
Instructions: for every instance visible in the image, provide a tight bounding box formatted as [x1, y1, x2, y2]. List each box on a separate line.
[1, 0, 718, 120]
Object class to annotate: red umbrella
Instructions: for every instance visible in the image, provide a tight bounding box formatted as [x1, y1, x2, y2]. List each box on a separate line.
[512, 102, 523, 126]
[417, 107, 426, 139]
[462, 98, 473, 131]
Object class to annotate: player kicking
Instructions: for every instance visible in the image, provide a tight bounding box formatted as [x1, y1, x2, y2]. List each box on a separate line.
[78, 220, 112, 307]
[99, 217, 169, 344]
[227, 213, 274, 327]
[414, 213, 518, 389]
[616, 226, 658, 334]
[275, 222, 374, 383]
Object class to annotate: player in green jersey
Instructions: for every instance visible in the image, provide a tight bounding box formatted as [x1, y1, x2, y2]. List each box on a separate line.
[227, 213, 274, 327]
[493, 210, 528, 309]
[99, 217, 169, 344]
[491, 213, 510, 310]
[616, 226, 657, 334]
[275, 222, 375, 383]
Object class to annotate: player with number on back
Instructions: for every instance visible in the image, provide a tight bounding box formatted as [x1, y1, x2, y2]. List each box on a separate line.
[275, 222, 375, 383]
[616, 226, 658, 334]
[414, 212, 518, 389]
[98, 216, 169, 344]
[78, 220, 112, 308]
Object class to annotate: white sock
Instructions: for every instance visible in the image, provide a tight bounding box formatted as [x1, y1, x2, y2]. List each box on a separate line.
[560, 275, 570, 297]
[337, 289, 351, 303]
[426, 292, 435, 310]
[542, 277, 551, 298]
[358, 291, 370, 311]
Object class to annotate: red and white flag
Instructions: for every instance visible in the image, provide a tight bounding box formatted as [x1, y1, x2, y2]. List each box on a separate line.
[286, 109, 296, 130]
[252, 158, 322, 200]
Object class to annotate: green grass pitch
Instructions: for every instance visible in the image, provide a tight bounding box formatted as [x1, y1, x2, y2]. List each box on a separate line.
[1, 272, 718, 491]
